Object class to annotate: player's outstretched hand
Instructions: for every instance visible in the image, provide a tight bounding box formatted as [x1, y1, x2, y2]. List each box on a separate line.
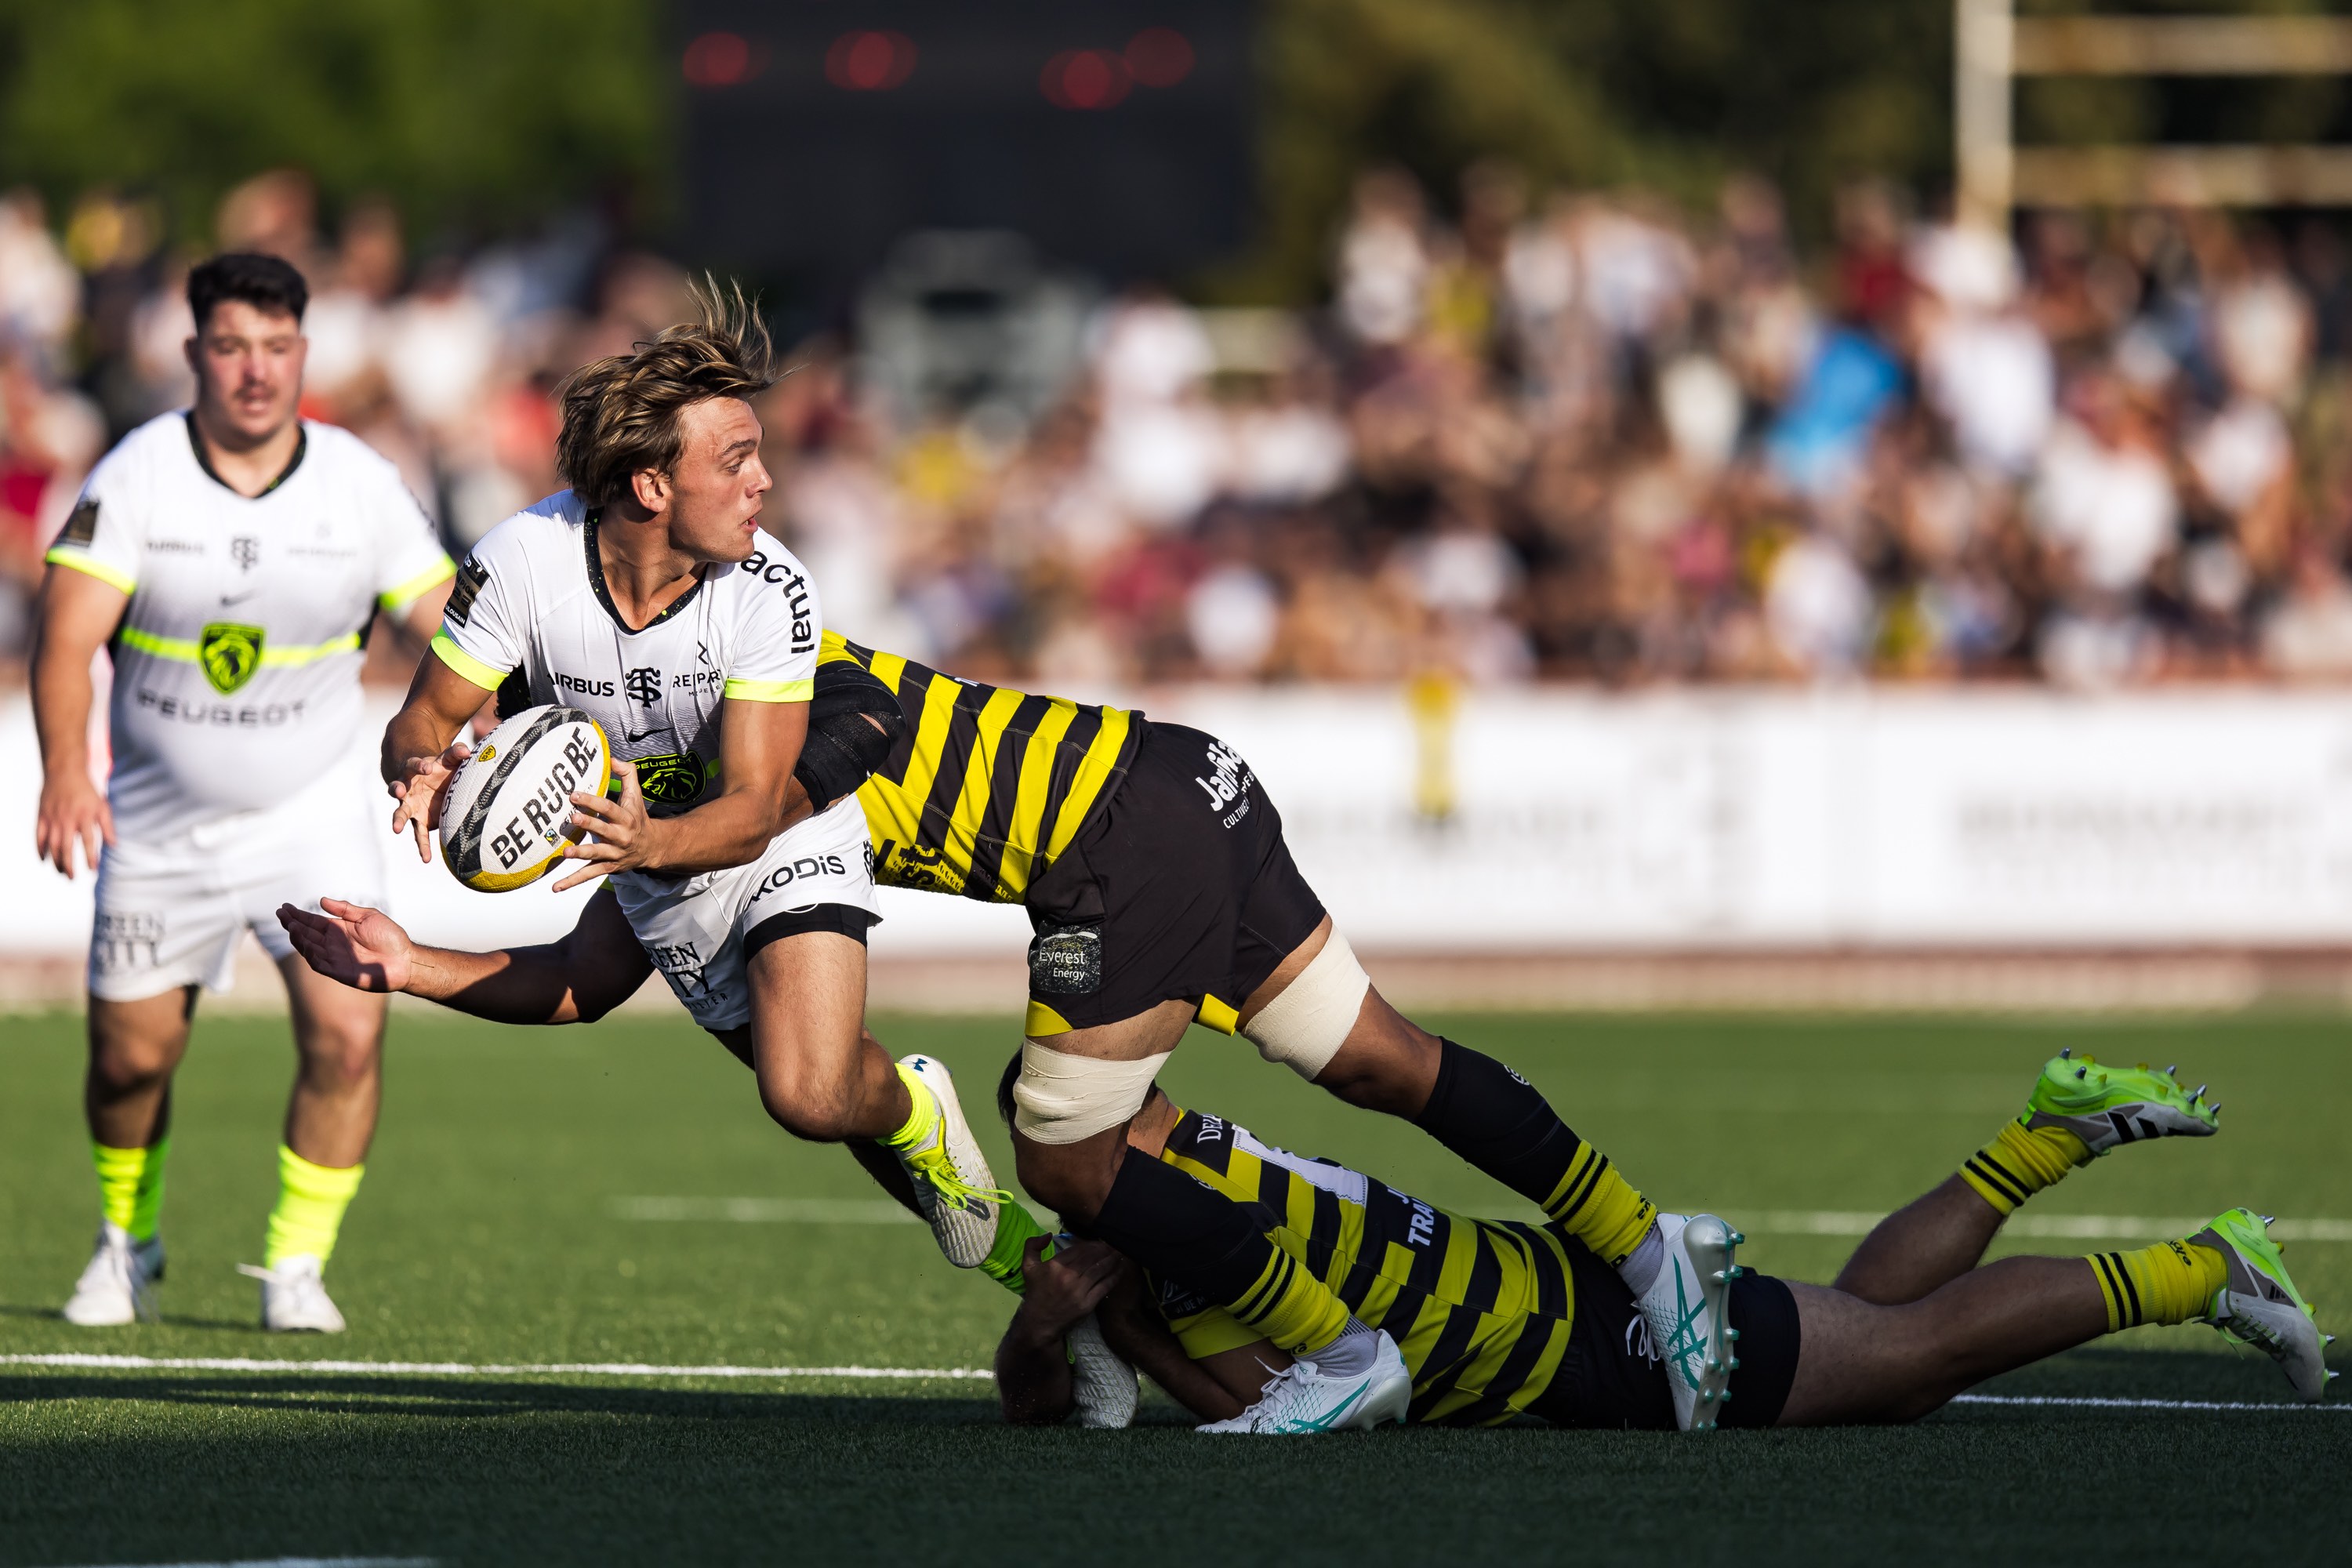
[277, 898, 414, 993]
[35, 768, 113, 879]
[555, 758, 659, 891]
[389, 742, 470, 863]
[1015, 1236, 1123, 1339]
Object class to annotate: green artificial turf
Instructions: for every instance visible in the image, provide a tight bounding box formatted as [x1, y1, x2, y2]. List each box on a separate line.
[2, 1006, 2347, 1566]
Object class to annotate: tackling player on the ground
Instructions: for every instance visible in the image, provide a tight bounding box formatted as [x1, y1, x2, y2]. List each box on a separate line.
[997, 1054, 2334, 1429]
[354, 286, 1000, 1261]
[804, 633, 1687, 1432]
[34, 252, 455, 1332]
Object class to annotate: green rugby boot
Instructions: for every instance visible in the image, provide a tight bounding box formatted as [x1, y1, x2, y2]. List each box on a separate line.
[2190, 1207, 2335, 1403]
[2023, 1049, 2219, 1156]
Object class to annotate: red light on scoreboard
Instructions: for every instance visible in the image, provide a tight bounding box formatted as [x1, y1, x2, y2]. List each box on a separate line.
[681, 31, 757, 88]
[826, 31, 918, 91]
[1124, 27, 1194, 88]
[1040, 48, 1132, 110]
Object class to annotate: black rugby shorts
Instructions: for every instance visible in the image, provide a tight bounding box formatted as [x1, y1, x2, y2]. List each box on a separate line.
[1021, 720, 1326, 1033]
[1530, 1242, 1802, 1431]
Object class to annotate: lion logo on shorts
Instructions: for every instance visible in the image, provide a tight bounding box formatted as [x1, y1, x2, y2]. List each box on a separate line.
[199, 622, 265, 695]
[631, 751, 706, 808]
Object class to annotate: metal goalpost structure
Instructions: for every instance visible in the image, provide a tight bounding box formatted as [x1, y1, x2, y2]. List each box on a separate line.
[1957, 0, 2352, 224]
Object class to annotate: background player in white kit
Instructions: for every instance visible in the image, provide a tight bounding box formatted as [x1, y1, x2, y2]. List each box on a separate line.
[362, 286, 1003, 1264]
[33, 253, 455, 1332]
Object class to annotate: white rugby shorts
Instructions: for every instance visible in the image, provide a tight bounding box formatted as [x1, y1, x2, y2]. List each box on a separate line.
[608, 795, 880, 1034]
[89, 770, 387, 1002]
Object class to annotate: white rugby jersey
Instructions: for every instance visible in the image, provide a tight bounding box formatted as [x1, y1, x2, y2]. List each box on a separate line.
[430, 490, 819, 818]
[45, 412, 454, 838]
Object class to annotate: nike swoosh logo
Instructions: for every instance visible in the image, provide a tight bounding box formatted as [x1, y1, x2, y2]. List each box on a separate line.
[623, 728, 666, 742]
[219, 591, 259, 606]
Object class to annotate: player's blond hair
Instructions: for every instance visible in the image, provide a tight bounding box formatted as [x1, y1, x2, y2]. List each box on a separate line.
[555, 278, 776, 508]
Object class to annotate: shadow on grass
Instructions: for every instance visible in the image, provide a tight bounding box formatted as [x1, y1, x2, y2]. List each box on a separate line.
[2, 1341, 2336, 1428]
[0, 1301, 260, 1333]
[0, 1372, 1004, 1425]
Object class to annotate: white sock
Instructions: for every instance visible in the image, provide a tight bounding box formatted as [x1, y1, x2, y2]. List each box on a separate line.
[1617, 1225, 1665, 1296]
[1303, 1316, 1377, 1377]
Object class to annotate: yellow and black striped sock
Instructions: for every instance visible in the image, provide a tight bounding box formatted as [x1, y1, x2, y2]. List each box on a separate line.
[1414, 1040, 1656, 1266]
[1543, 1142, 1658, 1266]
[2088, 1239, 2227, 1331]
[1092, 1145, 1350, 1356]
[1958, 1120, 2088, 1217]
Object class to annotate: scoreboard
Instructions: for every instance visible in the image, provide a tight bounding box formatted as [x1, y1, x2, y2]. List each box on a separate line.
[673, 1, 1256, 295]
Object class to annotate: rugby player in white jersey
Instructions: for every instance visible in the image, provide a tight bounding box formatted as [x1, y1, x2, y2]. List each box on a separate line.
[350, 287, 1001, 1264]
[34, 252, 456, 1332]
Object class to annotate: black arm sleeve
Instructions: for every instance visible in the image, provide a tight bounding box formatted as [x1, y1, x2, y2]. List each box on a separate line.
[793, 657, 908, 808]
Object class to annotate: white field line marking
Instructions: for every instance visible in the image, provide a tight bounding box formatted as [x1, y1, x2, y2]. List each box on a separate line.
[1951, 1394, 2346, 1413]
[0, 1353, 992, 1380]
[613, 1198, 2352, 1244]
[611, 1196, 919, 1225]
[45, 1560, 439, 1568]
[1744, 1210, 2352, 1243]
[5, 1357, 2339, 1415]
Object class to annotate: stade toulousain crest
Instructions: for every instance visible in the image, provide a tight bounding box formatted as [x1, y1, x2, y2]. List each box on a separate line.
[199, 622, 264, 695]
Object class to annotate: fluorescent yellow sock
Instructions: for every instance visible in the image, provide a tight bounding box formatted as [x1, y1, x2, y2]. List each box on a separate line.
[1958, 1119, 2089, 1217]
[1544, 1141, 1658, 1266]
[93, 1139, 169, 1241]
[979, 1202, 1051, 1293]
[2089, 1239, 2228, 1332]
[1231, 1244, 1352, 1354]
[263, 1145, 365, 1269]
[881, 1062, 938, 1151]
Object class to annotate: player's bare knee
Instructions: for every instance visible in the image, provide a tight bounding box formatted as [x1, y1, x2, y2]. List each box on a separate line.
[309, 1034, 381, 1090]
[756, 1064, 860, 1142]
[1008, 1038, 1162, 1214]
[1011, 1133, 1111, 1222]
[87, 1019, 186, 1092]
[88, 1041, 172, 1097]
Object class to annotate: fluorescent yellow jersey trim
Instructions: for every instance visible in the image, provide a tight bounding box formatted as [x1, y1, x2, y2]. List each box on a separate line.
[379, 555, 456, 613]
[1195, 995, 1241, 1034]
[819, 631, 1140, 905]
[45, 547, 135, 595]
[430, 631, 507, 691]
[117, 625, 361, 667]
[1024, 1000, 1074, 1037]
[721, 676, 815, 702]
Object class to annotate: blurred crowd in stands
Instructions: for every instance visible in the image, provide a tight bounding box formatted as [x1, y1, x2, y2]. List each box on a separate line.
[9, 165, 2352, 688]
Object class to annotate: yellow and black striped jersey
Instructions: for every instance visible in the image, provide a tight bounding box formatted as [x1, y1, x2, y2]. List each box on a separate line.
[819, 632, 1138, 904]
[1150, 1108, 1581, 1426]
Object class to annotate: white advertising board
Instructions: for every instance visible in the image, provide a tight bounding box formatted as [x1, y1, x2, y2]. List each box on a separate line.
[5, 687, 2350, 964]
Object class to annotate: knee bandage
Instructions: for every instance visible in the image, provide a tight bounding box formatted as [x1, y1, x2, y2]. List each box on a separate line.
[1241, 930, 1370, 1080]
[1011, 1040, 1171, 1145]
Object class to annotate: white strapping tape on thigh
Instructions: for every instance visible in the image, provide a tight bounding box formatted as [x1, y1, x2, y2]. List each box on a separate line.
[1240, 929, 1370, 1080]
[1011, 1040, 1172, 1145]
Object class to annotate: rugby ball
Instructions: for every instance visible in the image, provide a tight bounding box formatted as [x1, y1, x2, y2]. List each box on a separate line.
[439, 704, 612, 892]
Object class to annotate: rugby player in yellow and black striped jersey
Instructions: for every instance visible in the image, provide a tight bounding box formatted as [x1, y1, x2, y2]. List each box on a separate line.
[814, 631, 1135, 906]
[993, 1059, 2335, 1430]
[800, 644, 1704, 1432]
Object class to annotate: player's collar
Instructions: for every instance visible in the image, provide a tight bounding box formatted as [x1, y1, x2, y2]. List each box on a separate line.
[183, 412, 307, 499]
[583, 507, 707, 633]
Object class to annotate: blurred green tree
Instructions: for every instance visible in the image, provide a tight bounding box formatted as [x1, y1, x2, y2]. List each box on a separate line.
[2, 0, 2343, 299]
[0, 0, 663, 243]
